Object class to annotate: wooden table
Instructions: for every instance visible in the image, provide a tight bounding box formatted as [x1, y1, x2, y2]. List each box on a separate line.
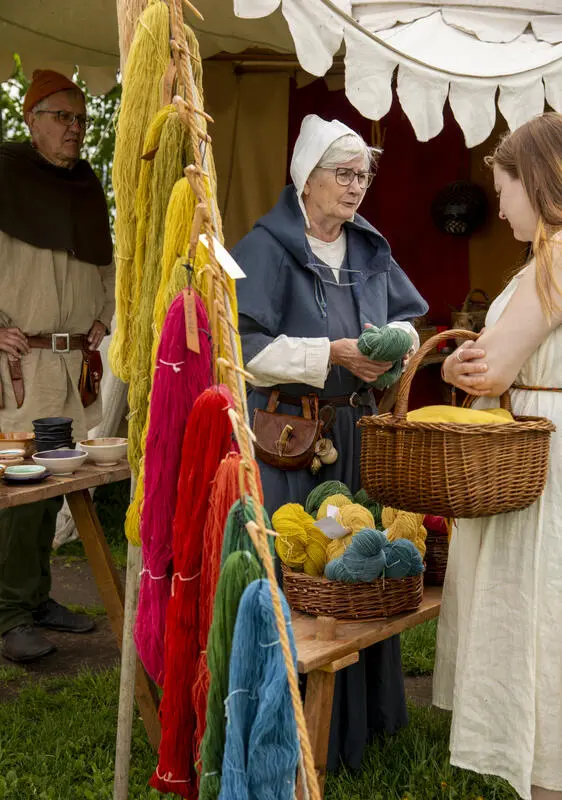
[0, 461, 161, 750]
[294, 586, 442, 797]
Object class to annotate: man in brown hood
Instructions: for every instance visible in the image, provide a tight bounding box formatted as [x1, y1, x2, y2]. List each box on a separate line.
[0, 70, 115, 662]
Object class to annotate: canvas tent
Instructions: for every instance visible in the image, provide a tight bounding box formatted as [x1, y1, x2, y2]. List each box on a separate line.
[1, 0, 560, 145]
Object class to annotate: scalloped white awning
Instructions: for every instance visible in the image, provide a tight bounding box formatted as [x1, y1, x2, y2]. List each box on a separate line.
[234, 0, 562, 146]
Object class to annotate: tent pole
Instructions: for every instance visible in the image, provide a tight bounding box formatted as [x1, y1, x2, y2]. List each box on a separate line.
[113, 477, 143, 800]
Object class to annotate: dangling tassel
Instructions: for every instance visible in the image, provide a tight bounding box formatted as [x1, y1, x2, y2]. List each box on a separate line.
[220, 579, 299, 800]
[150, 385, 234, 799]
[133, 290, 212, 685]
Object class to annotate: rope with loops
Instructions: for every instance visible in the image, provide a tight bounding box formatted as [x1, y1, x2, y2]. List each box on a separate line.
[168, 0, 321, 796]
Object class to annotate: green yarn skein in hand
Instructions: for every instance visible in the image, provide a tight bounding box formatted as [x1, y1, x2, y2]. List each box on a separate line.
[357, 325, 413, 389]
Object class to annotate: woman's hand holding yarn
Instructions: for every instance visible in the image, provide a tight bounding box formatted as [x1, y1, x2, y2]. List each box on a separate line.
[329, 338, 392, 382]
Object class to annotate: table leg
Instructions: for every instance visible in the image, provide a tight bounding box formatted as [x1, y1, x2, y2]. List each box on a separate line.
[66, 489, 161, 750]
[297, 669, 336, 799]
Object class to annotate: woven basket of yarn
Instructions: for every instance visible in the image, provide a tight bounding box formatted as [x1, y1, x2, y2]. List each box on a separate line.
[280, 566, 423, 621]
[423, 530, 449, 585]
[358, 329, 556, 518]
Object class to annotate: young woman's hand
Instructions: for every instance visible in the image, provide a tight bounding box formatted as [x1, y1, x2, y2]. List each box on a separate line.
[442, 341, 491, 394]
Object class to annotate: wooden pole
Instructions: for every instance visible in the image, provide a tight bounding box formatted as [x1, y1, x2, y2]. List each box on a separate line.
[113, 478, 144, 800]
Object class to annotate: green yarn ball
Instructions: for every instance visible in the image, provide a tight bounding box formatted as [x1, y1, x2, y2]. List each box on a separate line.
[354, 489, 383, 528]
[357, 325, 412, 389]
[304, 481, 353, 518]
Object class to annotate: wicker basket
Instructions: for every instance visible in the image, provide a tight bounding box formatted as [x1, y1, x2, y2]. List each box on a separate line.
[358, 329, 556, 518]
[424, 530, 449, 585]
[281, 565, 423, 620]
[451, 288, 490, 338]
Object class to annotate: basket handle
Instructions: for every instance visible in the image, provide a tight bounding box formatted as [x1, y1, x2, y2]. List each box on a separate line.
[392, 328, 511, 420]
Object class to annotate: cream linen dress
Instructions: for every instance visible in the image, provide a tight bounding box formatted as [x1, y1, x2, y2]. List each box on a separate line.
[433, 269, 562, 799]
[0, 232, 115, 441]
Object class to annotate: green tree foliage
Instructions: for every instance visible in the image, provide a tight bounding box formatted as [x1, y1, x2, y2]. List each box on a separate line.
[0, 55, 120, 218]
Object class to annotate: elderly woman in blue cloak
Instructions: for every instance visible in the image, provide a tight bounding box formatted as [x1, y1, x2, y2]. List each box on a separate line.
[233, 114, 428, 771]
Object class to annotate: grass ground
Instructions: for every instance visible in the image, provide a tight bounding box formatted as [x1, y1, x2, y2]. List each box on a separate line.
[0, 623, 518, 800]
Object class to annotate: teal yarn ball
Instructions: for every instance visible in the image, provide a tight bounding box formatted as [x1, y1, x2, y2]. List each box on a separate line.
[325, 527, 387, 584]
[304, 481, 353, 518]
[357, 325, 412, 389]
[383, 539, 424, 578]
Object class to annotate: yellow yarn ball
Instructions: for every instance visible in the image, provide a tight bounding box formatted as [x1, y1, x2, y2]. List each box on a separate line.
[316, 494, 353, 520]
[336, 504, 375, 534]
[326, 534, 354, 562]
[273, 503, 329, 576]
[382, 506, 427, 558]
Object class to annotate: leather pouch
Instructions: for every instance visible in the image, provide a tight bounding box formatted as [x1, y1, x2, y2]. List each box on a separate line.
[253, 390, 323, 471]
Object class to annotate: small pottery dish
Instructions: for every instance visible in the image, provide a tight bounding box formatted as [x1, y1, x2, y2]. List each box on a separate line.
[0, 433, 35, 457]
[78, 438, 128, 467]
[32, 417, 73, 428]
[32, 449, 87, 476]
[3, 465, 49, 484]
[0, 449, 26, 466]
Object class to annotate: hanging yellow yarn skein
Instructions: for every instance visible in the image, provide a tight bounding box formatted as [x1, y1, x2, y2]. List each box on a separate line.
[273, 504, 329, 576]
[382, 507, 427, 558]
[316, 494, 353, 519]
[127, 110, 191, 476]
[110, 0, 171, 382]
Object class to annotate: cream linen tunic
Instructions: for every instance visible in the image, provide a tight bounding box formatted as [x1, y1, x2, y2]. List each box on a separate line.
[433, 271, 562, 799]
[0, 232, 115, 441]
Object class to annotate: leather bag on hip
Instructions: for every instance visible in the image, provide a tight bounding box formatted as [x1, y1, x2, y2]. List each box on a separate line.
[252, 390, 323, 470]
[79, 347, 103, 408]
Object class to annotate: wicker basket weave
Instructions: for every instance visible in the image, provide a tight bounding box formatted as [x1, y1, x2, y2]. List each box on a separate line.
[424, 530, 449, 585]
[281, 565, 423, 620]
[358, 329, 556, 518]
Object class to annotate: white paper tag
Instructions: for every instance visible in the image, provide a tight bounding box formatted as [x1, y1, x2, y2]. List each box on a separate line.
[199, 234, 246, 280]
[314, 517, 350, 540]
[326, 504, 339, 519]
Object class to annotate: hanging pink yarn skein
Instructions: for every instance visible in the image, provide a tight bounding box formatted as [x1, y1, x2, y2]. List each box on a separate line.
[134, 290, 212, 685]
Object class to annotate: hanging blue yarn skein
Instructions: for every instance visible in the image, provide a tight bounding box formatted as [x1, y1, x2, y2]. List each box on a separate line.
[383, 539, 424, 578]
[324, 528, 387, 583]
[219, 579, 299, 800]
[357, 325, 412, 389]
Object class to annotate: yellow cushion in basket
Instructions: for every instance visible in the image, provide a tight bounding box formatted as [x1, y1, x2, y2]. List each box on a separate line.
[406, 405, 514, 425]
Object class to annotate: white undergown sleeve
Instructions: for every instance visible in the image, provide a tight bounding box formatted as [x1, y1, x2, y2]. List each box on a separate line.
[246, 335, 331, 389]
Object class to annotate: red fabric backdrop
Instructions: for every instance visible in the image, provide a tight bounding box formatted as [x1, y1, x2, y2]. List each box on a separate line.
[287, 79, 471, 326]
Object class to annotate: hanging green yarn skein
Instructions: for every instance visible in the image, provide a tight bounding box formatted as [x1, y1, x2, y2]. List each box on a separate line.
[199, 551, 263, 800]
[221, 496, 274, 569]
[354, 489, 383, 528]
[357, 325, 413, 389]
[304, 481, 353, 517]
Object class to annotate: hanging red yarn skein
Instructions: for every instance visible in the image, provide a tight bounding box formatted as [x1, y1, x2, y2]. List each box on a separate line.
[150, 385, 235, 798]
[192, 453, 264, 766]
[134, 291, 212, 686]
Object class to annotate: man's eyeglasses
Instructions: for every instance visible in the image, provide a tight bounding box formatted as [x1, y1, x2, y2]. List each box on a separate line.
[35, 110, 88, 130]
[322, 167, 374, 189]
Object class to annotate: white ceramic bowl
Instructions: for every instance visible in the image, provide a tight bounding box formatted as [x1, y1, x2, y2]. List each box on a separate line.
[32, 448, 87, 476]
[78, 437, 128, 467]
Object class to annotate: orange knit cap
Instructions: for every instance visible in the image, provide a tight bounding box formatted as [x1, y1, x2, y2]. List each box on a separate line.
[23, 69, 84, 115]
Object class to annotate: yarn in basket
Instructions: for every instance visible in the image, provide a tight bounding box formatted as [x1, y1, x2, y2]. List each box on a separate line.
[384, 539, 424, 578]
[354, 488, 383, 527]
[325, 528, 387, 583]
[382, 506, 427, 558]
[316, 493, 352, 519]
[304, 481, 353, 517]
[273, 503, 329, 576]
